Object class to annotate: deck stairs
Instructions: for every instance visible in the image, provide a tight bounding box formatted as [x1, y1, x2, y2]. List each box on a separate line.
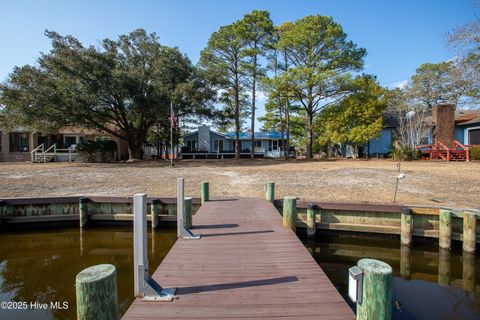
[419, 140, 470, 162]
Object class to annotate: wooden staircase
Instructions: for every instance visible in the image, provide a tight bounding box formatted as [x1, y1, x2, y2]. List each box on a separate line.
[419, 140, 470, 162]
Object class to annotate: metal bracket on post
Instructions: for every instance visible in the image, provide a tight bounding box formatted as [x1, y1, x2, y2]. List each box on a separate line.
[133, 193, 176, 301]
[177, 178, 201, 240]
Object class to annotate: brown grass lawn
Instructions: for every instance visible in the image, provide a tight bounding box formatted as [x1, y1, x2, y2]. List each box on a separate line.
[0, 158, 479, 209]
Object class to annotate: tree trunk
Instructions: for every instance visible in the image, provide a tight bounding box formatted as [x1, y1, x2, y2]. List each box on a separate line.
[234, 69, 241, 159]
[127, 133, 146, 161]
[306, 111, 313, 159]
[251, 53, 257, 159]
[285, 99, 290, 160]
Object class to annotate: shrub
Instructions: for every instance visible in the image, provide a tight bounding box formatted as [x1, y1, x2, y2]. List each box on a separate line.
[470, 146, 480, 160]
[391, 142, 418, 161]
[77, 139, 117, 162]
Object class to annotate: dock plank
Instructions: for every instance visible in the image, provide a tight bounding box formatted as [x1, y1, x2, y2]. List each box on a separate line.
[122, 198, 354, 319]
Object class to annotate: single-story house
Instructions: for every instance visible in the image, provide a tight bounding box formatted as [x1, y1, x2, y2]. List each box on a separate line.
[0, 127, 129, 162]
[367, 105, 480, 157]
[181, 126, 291, 159]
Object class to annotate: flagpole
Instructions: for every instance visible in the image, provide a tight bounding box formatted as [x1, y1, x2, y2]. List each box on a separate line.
[170, 101, 174, 167]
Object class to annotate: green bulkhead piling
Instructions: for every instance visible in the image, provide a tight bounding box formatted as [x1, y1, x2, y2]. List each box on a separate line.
[356, 258, 393, 320]
[79, 197, 89, 228]
[400, 208, 413, 246]
[282, 197, 297, 231]
[463, 211, 476, 253]
[151, 199, 160, 230]
[439, 209, 452, 250]
[76, 264, 119, 320]
[201, 181, 209, 204]
[306, 203, 316, 238]
[184, 197, 193, 229]
[265, 182, 275, 203]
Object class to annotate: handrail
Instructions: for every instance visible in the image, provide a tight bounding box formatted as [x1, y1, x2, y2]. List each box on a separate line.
[31, 143, 44, 154]
[453, 140, 470, 161]
[31, 143, 44, 162]
[44, 143, 56, 154]
[434, 140, 450, 161]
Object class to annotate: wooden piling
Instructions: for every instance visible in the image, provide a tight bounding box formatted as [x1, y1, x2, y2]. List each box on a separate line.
[265, 182, 275, 203]
[400, 208, 413, 246]
[438, 248, 451, 286]
[439, 209, 452, 250]
[306, 203, 316, 238]
[184, 197, 193, 229]
[151, 199, 160, 230]
[0, 200, 4, 229]
[463, 211, 476, 253]
[400, 245, 411, 280]
[356, 258, 392, 320]
[282, 197, 297, 231]
[79, 198, 89, 228]
[201, 181, 209, 204]
[463, 252, 476, 292]
[76, 264, 118, 320]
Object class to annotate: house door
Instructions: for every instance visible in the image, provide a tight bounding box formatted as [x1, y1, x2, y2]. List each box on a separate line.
[469, 128, 480, 145]
[271, 140, 278, 151]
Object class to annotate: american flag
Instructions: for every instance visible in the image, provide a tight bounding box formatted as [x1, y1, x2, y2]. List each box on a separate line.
[170, 103, 178, 129]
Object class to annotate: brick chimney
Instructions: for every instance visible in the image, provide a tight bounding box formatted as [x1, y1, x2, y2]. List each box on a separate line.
[432, 104, 455, 148]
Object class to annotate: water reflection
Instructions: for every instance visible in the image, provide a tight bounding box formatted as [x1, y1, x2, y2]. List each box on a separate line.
[0, 227, 176, 320]
[302, 234, 480, 320]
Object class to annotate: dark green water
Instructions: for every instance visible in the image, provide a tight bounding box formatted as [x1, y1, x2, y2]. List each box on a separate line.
[0, 226, 176, 320]
[301, 234, 480, 320]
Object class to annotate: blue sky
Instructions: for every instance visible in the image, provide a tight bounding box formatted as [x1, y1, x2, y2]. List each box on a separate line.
[0, 0, 475, 127]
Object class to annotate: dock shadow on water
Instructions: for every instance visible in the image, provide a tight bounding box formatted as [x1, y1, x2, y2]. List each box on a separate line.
[0, 226, 176, 320]
[301, 234, 480, 320]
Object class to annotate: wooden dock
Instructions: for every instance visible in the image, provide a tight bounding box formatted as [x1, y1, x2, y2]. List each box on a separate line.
[122, 198, 354, 319]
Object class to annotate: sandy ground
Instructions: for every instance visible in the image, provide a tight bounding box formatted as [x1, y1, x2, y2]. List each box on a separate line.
[0, 159, 479, 209]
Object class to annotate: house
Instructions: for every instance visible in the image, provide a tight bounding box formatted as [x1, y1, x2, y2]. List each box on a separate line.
[0, 127, 129, 162]
[366, 104, 480, 158]
[181, 126, 290, 159]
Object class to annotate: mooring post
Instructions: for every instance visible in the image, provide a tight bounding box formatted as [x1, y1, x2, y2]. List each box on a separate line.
[201, 181, 209, 204]
[356, 258, 393, 320]
[79, 197, 89, 228]
[439, 209, 452, 250]
[184, 197, 193, 229]
[400, 245, 411, 280]
[400, 208, 413, 246]
[76, 264, 119, 320]
[133, 193, 176, 300]
[463, 252, 476, 292]
[306, 203, 316, 238]
[463, 211, 476, 253]
[438, 248, 451, 286]
[151, 199, 160, 231]
[265, 182, 275, 203]
[282, 197, 297, 231]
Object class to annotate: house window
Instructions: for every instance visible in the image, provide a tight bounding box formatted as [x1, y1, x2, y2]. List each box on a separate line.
[255, 140, 262, 147]
[469, 129, 480, 145]
[213, 139, 224, 152]
[186, 140, 197, 152]
[9, 132, 29, 152]
[64, 135, 78, 148]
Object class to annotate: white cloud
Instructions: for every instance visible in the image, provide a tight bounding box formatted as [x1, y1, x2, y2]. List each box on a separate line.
[390, 80, 408, 89]
[246, 90, 267, 102]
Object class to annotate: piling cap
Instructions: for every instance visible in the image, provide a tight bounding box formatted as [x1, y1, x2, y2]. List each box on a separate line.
[358, 258, 392, 275]
[76, 264, 116, 284]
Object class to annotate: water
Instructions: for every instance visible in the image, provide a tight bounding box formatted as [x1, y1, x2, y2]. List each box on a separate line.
[301, 234, 480, 320]
[0, 226, 176, 320]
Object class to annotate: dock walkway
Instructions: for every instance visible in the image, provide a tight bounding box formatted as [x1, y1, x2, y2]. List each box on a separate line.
[122, 198, 354, 319]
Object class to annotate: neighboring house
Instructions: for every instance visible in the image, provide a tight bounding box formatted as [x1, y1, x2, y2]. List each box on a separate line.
[0, 127, 129, 162]
[366, 105, 480, 157]
[181, 126, 290, 159]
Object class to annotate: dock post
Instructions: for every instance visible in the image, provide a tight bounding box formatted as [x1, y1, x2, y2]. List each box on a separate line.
[356, 258, 392, 320]
[201, 181, 209, 204]
[177, 179, 200, 239]
[400, 245, 411, 280]
[79, 197, 89, 228]
[463, 252, 476, 292]
[184, 197, 193, 229]
[282, 197, 297, 232]
[400, 208, 413, 246]
[265, 182, 275, 203]
[306, 203, 316, 238]
[439, 209, 452, 250]
[151, 199, 160, 230]
[76, 264, 119, 320]
[463, 211, 476, 253]
[133, 193, 176, 300]
[438, 248, 451, 286]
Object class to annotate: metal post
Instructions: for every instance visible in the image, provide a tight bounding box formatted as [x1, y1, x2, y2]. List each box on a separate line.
[177, 179, 200, 239]
[133, 193, 175, 301]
